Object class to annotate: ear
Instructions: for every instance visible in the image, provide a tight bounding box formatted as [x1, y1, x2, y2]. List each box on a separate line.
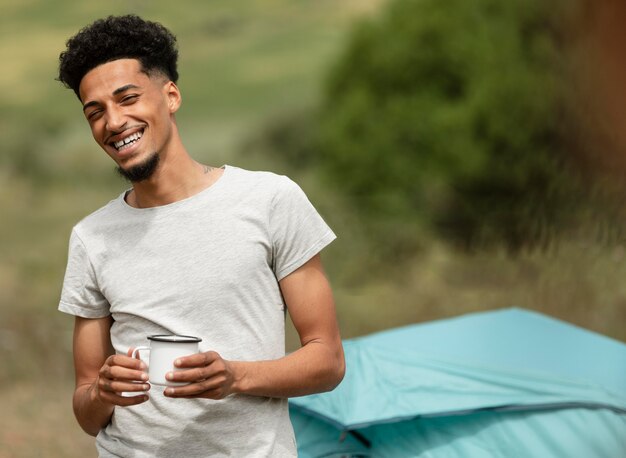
[164, 81, 182, 113]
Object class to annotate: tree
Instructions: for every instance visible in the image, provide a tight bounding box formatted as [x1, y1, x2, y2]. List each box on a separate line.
[318, 0, 580, 250]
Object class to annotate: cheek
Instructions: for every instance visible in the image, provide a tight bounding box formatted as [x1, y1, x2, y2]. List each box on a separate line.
[88, 122, 107, 147]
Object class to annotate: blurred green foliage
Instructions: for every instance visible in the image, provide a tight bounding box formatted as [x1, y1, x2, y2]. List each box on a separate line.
[317, 0, 583, 251]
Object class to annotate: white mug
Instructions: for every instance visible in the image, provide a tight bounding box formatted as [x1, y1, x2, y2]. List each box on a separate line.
[132, 334, 202, 386]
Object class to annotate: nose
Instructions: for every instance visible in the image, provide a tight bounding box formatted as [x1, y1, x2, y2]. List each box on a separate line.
[105, 106, 127, 132]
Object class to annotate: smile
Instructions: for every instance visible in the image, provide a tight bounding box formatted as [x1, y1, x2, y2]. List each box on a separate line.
[113, 130, 143, 151]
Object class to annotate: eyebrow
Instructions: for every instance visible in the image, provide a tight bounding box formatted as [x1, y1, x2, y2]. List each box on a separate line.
[82, 84, 141, 112]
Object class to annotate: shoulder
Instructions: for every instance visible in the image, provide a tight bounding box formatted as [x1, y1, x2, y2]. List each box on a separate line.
[227, 165, 290, 186]
[225, 165, 299, 198]
[71, 192, 126, 239]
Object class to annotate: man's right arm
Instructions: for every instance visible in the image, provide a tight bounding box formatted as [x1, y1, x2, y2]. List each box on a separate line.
[72, 315, 150, 436]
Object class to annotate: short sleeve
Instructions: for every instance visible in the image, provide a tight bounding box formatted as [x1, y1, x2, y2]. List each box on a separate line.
[58, 229, 110, 318]
[270, 177, 336, 280]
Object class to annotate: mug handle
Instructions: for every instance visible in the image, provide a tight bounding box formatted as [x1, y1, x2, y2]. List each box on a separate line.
[121, 346, 150, 398]
[131, 345, 150, 361]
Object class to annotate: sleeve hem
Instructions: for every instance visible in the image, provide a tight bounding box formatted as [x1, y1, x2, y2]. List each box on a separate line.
[275, 230, 337, 281]
[58, 301, 111, 319]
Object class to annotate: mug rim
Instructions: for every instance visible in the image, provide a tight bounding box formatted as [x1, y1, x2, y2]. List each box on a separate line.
[148, 334, 202, 343]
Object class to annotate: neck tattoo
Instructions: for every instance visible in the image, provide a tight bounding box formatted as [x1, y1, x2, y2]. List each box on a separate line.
[203, 165, 214, 174]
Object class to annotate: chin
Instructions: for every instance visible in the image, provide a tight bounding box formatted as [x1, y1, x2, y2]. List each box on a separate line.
[116, 152, 160, 182]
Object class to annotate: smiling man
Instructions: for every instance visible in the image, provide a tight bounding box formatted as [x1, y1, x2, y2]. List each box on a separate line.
[57, 15, 344, 457]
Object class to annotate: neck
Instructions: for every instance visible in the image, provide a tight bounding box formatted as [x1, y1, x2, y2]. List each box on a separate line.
[126, 143, 222, 208]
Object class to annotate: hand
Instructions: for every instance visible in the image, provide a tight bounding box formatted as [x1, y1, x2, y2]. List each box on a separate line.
[163, 351, 238, 399]
[93, 348, 151, 406]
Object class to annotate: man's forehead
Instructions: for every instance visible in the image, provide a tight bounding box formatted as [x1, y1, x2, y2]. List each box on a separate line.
[79, 58, 149, 100]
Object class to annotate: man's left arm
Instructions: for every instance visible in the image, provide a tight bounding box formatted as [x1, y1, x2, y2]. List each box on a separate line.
[163, 253, 345, 398]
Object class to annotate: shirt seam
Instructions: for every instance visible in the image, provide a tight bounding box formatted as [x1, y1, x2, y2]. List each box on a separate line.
[275, 229, 336, 281]
[69, 228, 109, 315]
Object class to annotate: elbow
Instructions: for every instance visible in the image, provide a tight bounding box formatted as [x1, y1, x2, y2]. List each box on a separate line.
[73, 404, 103, 437]
[81, 424, 101, 438]
[74, 405, 102, 437]
[72, 387, 109, 437]
[333, 355, 346, 389]
[323, 348, 346, 392]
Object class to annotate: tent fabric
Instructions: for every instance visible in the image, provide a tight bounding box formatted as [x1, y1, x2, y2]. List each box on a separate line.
[290, 406, 626, 457]
[355, 307, 625, 397]
[289, 308, 626, 457]
[292, 343, 624, 429]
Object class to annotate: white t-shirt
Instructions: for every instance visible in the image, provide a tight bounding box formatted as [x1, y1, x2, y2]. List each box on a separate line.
[59, 165, 336, 457]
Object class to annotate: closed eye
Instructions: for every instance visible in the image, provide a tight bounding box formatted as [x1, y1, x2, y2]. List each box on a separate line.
[121, 94, 139, 104]
[86, 108, 103, 120]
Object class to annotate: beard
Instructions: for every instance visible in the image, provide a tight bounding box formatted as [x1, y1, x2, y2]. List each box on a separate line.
[116, 152, 160, 182]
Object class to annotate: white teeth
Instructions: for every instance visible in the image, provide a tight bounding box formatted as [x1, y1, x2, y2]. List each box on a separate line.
[114, 131, 143, 150]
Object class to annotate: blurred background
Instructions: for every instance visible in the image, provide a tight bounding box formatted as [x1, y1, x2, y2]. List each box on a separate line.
[1, 0, 625, 456]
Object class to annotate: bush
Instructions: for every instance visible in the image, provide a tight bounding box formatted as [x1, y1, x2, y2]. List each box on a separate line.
[317, 0, 582, 251]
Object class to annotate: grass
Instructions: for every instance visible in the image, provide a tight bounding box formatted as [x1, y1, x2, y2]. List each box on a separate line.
[331, 240, 626, 341]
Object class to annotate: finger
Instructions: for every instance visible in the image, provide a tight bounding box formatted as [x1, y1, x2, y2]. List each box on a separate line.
[163, 380, 218, 398]
[166, 387, 224, 400]
[101, 364, 148, 383]
[96, 377, 150, 406]
[174, 351, 220, 368]
[165, 367, 208, 384]
[167, 355, 231, 384]
[108, 380, 151, 393]
[100, 390, 150, 407]
[98, 373, 150, 393]
[108, 354, 147, 371]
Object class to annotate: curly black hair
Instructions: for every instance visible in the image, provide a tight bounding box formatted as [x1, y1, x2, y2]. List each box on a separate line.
[58, 15, 179, 99]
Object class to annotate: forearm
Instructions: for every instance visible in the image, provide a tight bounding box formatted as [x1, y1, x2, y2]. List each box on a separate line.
[73, 381, 114, 436]
[232, 340, 345, 398]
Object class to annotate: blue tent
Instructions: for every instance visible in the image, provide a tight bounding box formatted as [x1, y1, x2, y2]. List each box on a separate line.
[289, 308, 626, 457]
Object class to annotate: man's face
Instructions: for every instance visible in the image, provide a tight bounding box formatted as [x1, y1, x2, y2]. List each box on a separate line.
[78, 59, 180, 181]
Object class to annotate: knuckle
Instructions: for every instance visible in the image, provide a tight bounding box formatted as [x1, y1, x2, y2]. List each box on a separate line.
[99, 387, 113, 400]
[109, 365, 126, 379]
[206, 351, 219, 362]
[181, 370, 195, 382]
[107, 366, 119, 379]
[215, 364, 226, 375]
[108, 381, 120, 393]
[199, 367, 210, 379]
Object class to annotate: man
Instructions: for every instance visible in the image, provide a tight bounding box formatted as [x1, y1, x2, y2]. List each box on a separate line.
[57, 15, 344, 457]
